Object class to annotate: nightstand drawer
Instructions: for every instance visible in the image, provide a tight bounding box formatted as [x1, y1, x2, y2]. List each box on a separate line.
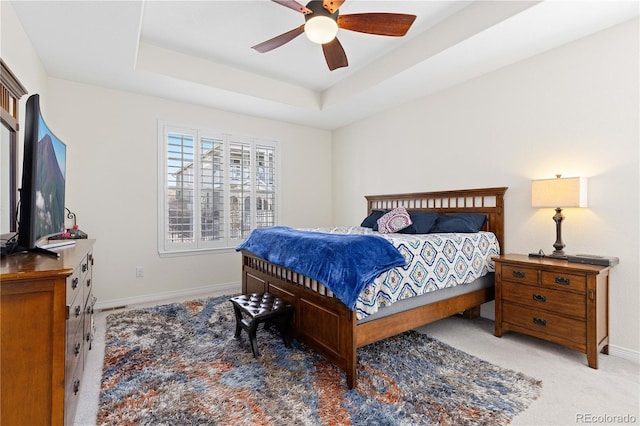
[541, 271, 586, 294]
[503, 302, 586, 345]
[501, 282, 585, 319]
[502, 265, 538, 285]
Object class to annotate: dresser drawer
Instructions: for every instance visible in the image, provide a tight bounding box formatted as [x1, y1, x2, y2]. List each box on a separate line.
[66, 267, 82, 305]
[80, 253, 90, 282]
[501, 281, 585, 319]
[541, 271, 586, 294]
[501, 264, 538, 285]
[64, 363, 82, 426]
[81, 252, 92, 302]
[84, 293, 97, 360]
[65, 313, 84, 388]
[503, 302, 586, 345]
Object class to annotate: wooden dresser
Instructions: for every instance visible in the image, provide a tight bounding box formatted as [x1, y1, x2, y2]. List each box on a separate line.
[1, 239, 96, 425]
[493, 253, 612, 369]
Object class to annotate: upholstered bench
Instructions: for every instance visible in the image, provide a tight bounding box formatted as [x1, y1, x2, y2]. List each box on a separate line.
[229, 293, 294, 357]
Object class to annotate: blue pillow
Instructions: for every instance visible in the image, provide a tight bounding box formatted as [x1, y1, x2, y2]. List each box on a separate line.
[398, 211, 439, 234]
[431, 213, 487, 233]
[362, 210, 441, 233]
[360, 210, 387, 229]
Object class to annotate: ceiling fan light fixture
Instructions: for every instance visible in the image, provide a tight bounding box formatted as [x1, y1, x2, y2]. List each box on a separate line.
[304, 16, 338, 44]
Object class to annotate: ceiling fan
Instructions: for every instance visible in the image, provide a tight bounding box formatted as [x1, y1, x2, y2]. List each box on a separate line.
[252, 0, 416, 71]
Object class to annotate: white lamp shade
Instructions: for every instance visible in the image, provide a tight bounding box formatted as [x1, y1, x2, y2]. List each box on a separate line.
[531, 176, 588, 208]
[304, 16, 339, 44]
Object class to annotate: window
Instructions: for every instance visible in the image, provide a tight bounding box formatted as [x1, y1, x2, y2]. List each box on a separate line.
[158, 123, 277, 254]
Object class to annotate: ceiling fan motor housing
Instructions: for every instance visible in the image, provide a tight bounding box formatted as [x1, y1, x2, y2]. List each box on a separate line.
[305, 0, 339, 22]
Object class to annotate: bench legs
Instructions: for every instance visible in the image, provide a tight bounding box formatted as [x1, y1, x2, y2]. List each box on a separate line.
[231, 300, 293, 357]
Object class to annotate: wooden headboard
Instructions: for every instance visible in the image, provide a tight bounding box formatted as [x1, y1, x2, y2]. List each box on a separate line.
[365, 187, 508, 251]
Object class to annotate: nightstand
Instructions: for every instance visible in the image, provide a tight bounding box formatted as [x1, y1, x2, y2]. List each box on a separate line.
[493, 254, 614, 369]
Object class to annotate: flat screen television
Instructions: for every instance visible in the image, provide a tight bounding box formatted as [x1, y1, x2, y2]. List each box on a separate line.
[16, 94, 67, 255]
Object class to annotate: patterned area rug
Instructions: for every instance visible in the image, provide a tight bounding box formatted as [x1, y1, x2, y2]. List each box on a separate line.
[98, 295, 541, 425]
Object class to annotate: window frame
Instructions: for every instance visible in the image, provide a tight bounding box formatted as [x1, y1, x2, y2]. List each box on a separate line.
[157, 121, 279, 256]
[1, 58, 28, 234]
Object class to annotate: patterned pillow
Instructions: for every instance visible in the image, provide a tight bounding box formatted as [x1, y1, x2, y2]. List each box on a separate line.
[377, 207, 413, 234]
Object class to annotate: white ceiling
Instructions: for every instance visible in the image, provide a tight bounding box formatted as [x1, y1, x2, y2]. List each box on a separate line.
[10, 0, 639, 130]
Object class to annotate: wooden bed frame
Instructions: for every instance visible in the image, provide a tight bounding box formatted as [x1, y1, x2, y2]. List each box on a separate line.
[240, 187, 507, 388]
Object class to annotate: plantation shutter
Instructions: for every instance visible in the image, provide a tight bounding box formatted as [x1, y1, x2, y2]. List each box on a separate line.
[159, 123, 278, 254]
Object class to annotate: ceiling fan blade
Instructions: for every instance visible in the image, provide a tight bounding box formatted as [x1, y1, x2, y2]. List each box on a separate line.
[252, 25, 305, 53]
[272, 0, 312, 14]
[337, 13, 416, 36]
[322, 38, 348, 71]
[322, 0, 345, 14]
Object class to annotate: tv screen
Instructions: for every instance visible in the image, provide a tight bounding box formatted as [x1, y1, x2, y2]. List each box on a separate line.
[17, 94, 67, 250]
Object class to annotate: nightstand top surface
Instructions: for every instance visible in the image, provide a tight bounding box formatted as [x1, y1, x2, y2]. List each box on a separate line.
[492, 253, 612, 273]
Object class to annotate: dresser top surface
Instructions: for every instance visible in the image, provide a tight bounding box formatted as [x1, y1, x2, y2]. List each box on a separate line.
[1, 239, 95, 281]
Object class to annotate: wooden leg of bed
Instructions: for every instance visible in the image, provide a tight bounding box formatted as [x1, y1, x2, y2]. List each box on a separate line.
[346, 312, 357, 389]
[346, 371, 356, 389]
[461, 305, 481, 319]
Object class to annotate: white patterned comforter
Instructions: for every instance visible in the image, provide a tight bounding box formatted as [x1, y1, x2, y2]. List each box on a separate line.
[305, 226, 500, 320]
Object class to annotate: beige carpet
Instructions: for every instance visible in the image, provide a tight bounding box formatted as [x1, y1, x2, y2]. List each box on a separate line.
[74, 291, 639, 426]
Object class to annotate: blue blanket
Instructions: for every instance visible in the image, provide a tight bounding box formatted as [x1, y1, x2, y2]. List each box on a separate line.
[236, 226, 406, 310]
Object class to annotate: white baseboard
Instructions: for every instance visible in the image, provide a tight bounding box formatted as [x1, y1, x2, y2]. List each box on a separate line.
[95, 281, 241, 311]
[608, 344, 640, 363]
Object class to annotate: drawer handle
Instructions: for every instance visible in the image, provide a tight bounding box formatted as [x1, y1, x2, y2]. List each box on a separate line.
[73, 379, 80, 395]
[512, 270, 526, 278]
[532, 294, 547, 302]
[72, 277, 79, 290]
[74, 306, 82, 317]
[533, 317, 547, 327]
[554, 276, 570, 285]
[86, 278, 91, 287]
[82, 263, 88, 273]
[74, 342, 81, 355]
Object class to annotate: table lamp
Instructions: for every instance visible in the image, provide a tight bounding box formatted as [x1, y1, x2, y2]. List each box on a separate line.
[531, 174, 587, 259]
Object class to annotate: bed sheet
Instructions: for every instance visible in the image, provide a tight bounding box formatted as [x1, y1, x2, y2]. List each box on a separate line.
[306, 226, 500, 320]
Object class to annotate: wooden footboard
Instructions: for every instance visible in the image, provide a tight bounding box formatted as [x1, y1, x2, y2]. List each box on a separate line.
[242, 253, 357, 383]
[241, 186, 507, 389]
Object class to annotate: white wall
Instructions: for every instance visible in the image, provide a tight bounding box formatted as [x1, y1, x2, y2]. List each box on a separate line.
[332, 19, 639, 355]
[0, 1, 49, 169]
[44, 79, 333, 307]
